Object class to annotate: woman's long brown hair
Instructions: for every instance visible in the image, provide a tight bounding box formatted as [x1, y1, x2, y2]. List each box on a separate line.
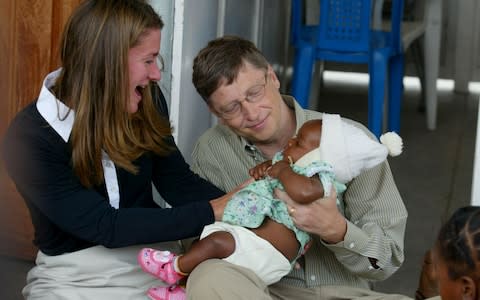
[54, 0, 172, 187]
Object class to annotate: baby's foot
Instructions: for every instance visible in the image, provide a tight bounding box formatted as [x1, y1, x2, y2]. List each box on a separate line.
[147, 284, 186, 300]
[138, 248, 184, 285]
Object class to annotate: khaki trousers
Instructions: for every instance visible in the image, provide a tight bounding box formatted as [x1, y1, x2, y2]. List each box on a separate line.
[187, 259, 418, 300]
[23, 241, 182, 300]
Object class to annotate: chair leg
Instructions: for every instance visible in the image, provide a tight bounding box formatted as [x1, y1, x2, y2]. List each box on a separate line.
[316, 60, 325, 89]
[291, 45, 315, 108]
[424, 16, 441, 131]
[411, 38, 426, 113]
[309, 61, 324, 110]
[388, 54, 405, 133]
[369, 51, 388, 138]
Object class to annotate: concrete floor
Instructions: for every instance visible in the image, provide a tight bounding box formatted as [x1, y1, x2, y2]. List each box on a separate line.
[1, 77, 478, 299]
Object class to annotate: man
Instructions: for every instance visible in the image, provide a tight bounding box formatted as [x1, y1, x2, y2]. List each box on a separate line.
[188, 35, 409, 300]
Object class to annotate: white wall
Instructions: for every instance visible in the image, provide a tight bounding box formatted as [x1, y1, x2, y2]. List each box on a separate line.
[174, 0, 220, 162]
[149, 0, 220, 159]
[153, 0, 290, 163]
[473, 1, 480, 81]
[452, 0, 477, 92]
[472, 98, 480, 205]
[149, 1, 174, 107]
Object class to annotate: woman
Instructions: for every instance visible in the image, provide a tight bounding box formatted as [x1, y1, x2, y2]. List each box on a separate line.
[2, 1, 236, 299]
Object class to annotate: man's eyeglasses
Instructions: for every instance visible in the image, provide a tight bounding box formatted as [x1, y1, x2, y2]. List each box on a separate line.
[217, 73, 268, 120]
[156, 55, 165, 72]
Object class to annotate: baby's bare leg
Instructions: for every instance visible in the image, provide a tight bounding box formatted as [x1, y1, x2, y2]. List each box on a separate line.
[251, 218, 300, 262]
[177, 231, 235, 273]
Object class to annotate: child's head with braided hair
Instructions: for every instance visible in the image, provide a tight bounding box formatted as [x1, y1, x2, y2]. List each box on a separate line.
[434, 206, 480, 300]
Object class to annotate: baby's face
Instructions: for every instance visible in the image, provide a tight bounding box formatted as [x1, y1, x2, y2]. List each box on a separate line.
[283, 120, 321, 162]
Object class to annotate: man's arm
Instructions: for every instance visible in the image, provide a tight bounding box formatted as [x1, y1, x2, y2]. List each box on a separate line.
[191, 139, 230, 192]
[191, 127, 254, 192]
[277, 160, 406, 281]
[322, 161, 406, 280]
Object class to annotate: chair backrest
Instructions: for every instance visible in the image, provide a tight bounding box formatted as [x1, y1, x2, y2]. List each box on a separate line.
[317, 0, 373, 53]
[290, 0, 407, 63]
[386, 0, 405, 53]
[290, 0, 303, 45]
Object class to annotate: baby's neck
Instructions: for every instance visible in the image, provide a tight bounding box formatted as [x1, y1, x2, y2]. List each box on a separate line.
[255, 143, 284, 160]
[253, 104, 296, 159]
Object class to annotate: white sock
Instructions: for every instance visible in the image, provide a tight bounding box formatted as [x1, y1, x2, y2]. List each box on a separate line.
[173, 255, 188, 275]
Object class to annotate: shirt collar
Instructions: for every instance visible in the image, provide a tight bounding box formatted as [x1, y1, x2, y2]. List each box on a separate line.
[36, 68, 75, 143]
[287, 94, 308, 134]
[35, 70, 121, 208]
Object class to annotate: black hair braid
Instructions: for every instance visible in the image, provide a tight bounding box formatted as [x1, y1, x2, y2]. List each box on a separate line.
[437, 206, 480, 280]
[467, 210, 480, 266]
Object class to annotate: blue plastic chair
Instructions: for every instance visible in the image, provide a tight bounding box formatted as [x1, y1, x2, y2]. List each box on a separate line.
[290, 0, 405, 137]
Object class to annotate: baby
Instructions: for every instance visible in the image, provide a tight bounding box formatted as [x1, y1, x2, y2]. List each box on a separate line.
[138, 113, 403, 299]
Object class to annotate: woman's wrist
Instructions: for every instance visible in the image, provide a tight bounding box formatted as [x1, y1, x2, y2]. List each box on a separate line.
[209, 197, 224, 221]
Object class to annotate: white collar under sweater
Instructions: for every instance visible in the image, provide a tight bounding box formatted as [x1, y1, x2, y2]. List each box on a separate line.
[35, 69, 120, 209]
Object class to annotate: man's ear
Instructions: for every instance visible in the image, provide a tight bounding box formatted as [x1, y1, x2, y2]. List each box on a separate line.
[207, 104, 215, 114]
[207, 105, 225, 124]
[460, 276, 476, 300]
[267, 65, 281, 89]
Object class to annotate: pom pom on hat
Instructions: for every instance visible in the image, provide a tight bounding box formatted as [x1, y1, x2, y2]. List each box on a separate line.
[379, 132, 403, 157]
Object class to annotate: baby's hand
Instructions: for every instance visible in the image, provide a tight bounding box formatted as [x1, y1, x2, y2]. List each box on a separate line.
[267, 160, 290, 178]
[249, 160, 273, 180]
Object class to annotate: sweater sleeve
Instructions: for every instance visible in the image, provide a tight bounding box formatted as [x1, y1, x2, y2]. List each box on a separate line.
[151, 141, 225, 206]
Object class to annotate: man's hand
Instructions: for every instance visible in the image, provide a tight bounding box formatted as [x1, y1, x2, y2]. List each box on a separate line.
[275, 188, 347, 244]
[209, 178, 253, 220]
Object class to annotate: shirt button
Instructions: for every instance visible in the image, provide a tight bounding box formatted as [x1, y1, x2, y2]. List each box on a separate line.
[310, 275, 316, 281]
[349, 242, 355, 249]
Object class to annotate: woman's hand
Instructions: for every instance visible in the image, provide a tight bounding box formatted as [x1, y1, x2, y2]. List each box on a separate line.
[209, 179, 254, 221]
[274, 188, 347, 244]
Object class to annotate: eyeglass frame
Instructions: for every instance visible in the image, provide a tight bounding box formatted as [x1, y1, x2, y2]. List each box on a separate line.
[156, 55, 165, 72]
[214, 72, 269, 120]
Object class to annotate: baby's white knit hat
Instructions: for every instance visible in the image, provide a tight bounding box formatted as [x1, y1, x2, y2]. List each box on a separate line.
[295, 113, 403, 184]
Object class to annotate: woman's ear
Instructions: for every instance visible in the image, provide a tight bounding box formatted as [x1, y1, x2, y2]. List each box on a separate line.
[460, 275, 476, 300]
